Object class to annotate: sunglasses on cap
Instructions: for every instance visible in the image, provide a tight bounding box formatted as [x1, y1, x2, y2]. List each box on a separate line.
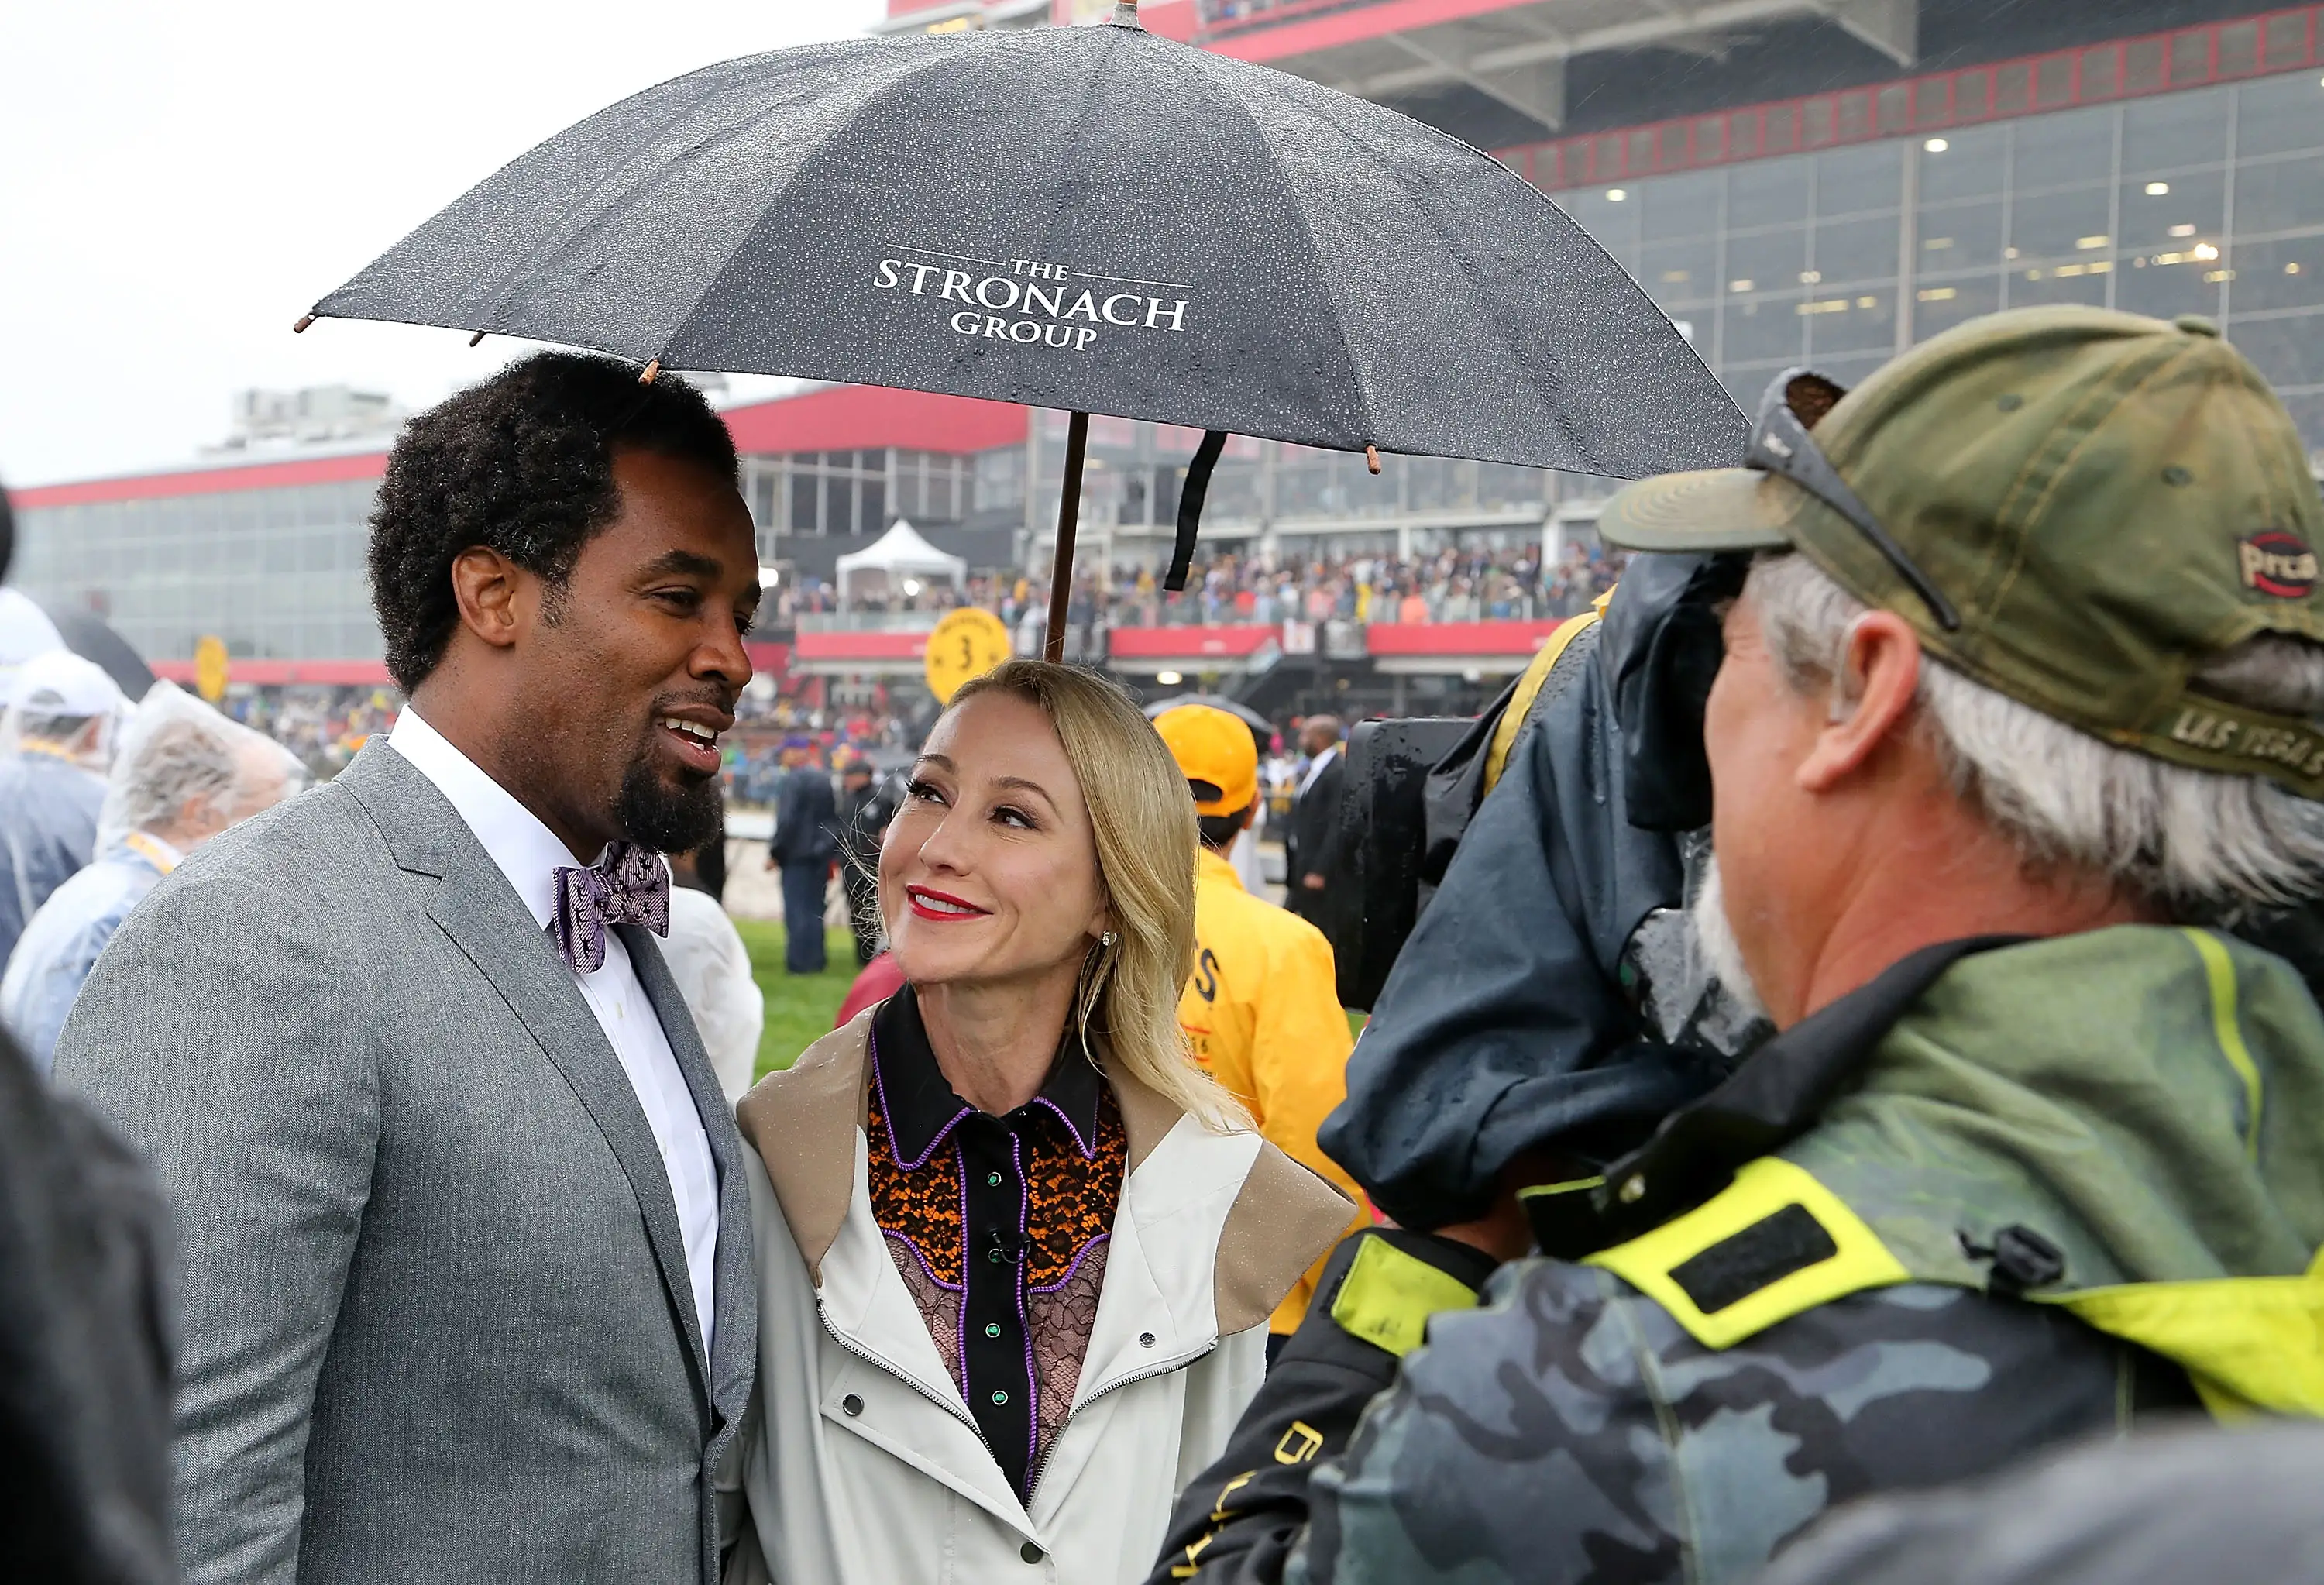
[1748, 368, 1962, 632]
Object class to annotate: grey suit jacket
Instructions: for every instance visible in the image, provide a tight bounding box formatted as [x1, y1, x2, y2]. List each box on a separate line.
[53, 742, 756, 1585]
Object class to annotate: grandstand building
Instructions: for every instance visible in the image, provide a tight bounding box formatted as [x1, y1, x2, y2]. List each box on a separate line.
[1177, 0, 2324, 448]
[12, 0, 2319, 719]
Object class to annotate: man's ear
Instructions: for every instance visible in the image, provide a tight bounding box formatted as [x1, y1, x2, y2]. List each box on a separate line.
[1797, 610, 1921, 793]
[448, 547, 524, 652]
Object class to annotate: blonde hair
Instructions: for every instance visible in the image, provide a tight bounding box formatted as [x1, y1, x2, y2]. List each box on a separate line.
[947, 660, 1248, 1133]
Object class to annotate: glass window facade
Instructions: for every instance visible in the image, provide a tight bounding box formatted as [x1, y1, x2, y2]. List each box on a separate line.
[12, 480, 381, 662]
[17, 445, 998, 662]
[739, 446, 978, 559]
[1547, 70, 2324, 458]
[1027, 411, 1556, 561]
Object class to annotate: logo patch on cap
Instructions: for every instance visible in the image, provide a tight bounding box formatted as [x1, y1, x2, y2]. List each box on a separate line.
[2240, 531, 2319, 599]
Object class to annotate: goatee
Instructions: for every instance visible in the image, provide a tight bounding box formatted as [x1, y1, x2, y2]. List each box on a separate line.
[616, 759, 721, 854]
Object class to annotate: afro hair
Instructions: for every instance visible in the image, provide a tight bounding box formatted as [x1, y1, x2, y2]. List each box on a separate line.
[367, 352, 739, 691]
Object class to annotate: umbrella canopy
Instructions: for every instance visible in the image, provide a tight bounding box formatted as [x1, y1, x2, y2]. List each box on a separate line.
[0, 589, 154, 703]
[832, 519, 967, 602]
[305, 2, 1745, 655]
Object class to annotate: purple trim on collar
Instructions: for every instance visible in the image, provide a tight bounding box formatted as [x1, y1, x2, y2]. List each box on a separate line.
[871, 986, 1105, 1158]
[1030, 1092, 1099, 1160]
[869, 1021, 974, 1172]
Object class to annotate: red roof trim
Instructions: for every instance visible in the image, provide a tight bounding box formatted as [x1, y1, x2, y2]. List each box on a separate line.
[721, 383, 1027, 457]
[1105, 625, 1278, 658]
[12, 450, 390, 510]
[1199, 0, 1524, 61]
[793, 631, 930, 662]
[14, 385, 1029, 511]
[1365, 618, 1566, 655]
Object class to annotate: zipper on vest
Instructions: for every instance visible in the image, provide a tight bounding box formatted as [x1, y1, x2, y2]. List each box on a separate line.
[1026, 1338, 1218, 1502]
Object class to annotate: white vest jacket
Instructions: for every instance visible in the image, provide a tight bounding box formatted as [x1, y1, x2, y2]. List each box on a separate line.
[724, 1009, 1352, 1585]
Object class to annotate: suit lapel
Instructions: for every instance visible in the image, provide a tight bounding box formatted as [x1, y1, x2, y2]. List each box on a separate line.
[623, 922, 756, 1435]
[340, 744, 715, 1411]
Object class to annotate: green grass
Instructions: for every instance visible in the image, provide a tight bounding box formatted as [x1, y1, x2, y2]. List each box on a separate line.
[735, 920, 865, 1081]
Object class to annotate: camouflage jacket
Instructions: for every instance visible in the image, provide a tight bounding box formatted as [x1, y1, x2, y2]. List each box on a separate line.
[1277, 1263, 2190, 1585]
[1157, 933, 2310, 1585]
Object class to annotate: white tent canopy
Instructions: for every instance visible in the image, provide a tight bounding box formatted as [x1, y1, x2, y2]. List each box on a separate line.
[833, 519, 966, 601]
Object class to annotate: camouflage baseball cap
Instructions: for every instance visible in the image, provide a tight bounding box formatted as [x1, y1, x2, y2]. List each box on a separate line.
[1597, 306, 2324, 798]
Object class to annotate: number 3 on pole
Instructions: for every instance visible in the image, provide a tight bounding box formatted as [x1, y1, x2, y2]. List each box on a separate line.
[923, 607, 1013, 704]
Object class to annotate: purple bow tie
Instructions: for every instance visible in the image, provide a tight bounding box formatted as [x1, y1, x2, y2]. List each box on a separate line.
[549, 841, 670, 975]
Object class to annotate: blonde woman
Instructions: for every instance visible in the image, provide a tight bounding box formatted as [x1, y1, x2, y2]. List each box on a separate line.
[726, 661, 1352, 1583]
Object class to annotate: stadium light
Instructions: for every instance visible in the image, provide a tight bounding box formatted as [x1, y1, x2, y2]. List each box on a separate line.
[1923, 137, 1948, 152]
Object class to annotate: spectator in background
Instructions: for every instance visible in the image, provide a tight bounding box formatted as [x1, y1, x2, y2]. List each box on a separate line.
[0, 651, 127, 968]
[834, 750, 898, 965]
[2, 686, 302, 1074]
[0, 474, 175, 1585]
[767, 737, 838, 974]
[1156, 705, 1366, 1355]
[1282, 714, 1343, 925]
[663, 799, 765, 1103]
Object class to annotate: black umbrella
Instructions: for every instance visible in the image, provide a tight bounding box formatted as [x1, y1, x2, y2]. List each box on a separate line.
[301, 1, 1744, 659]
[0, 589, 155, 701]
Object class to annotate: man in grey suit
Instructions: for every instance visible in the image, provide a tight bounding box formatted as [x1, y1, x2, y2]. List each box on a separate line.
[54, 354, 761, 1584]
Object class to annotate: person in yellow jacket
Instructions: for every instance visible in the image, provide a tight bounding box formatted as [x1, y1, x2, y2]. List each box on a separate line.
[1154, 704, 1368, 1348]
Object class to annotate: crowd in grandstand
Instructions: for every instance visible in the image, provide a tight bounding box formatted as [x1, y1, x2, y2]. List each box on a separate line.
[206, 543, 1621, 786]
[779, 542, 1624, 627]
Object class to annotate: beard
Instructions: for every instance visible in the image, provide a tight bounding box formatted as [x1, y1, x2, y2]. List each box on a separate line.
[1689, 854, 1769, 1026]
[615, 755, 722, 854]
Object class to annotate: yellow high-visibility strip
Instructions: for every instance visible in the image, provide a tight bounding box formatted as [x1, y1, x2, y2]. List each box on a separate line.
[1329, 1236, 1481, 1359]
[1483, 606, 1604, 792]
[1587, 1157, 1910, 1350]
[2184, 928, 2263, 1160]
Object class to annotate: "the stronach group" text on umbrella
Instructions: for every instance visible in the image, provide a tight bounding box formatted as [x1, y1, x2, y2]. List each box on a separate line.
[875, 254, 1191, 351]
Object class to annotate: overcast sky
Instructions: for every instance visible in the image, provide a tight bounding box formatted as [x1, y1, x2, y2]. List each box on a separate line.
[0, 1, 885, 487]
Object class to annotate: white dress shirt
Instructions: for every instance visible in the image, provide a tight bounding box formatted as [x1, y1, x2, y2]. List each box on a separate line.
[1298, 742, 1339, 796]
[387, 708, 720, 1360]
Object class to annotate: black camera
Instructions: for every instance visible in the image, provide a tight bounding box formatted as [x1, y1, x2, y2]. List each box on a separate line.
[1315, 553, 1743, 1012]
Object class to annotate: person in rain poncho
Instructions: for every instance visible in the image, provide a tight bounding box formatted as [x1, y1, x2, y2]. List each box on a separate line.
[3, 684, 302, 1074]
[0, 651, 128, 968]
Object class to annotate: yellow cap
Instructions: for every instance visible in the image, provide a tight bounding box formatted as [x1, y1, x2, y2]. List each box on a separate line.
[1154, 704, 1259, 817]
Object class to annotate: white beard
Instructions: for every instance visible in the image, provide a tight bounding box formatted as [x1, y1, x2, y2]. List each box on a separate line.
[1690, 854, 1769, 1027]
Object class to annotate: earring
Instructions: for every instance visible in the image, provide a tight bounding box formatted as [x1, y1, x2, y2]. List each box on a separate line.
[1100, 930, 1119, 948]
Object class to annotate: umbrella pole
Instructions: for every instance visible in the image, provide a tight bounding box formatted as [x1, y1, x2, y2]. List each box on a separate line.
[1044, 411, 1089, 663]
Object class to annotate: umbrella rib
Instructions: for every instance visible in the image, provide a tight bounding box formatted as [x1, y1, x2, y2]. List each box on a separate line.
[658, 36, 1000, 371]
[1206, 61, 1599, 475]
[1330, 102, 1739, 476]
[1171, 46, 1384, 459]
[453, 66, 763, 346]
[1321, 109, 1599, 474]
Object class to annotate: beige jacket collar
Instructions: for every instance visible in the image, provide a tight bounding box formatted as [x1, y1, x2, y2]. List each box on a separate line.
[736, 1005, 1350, 1336]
